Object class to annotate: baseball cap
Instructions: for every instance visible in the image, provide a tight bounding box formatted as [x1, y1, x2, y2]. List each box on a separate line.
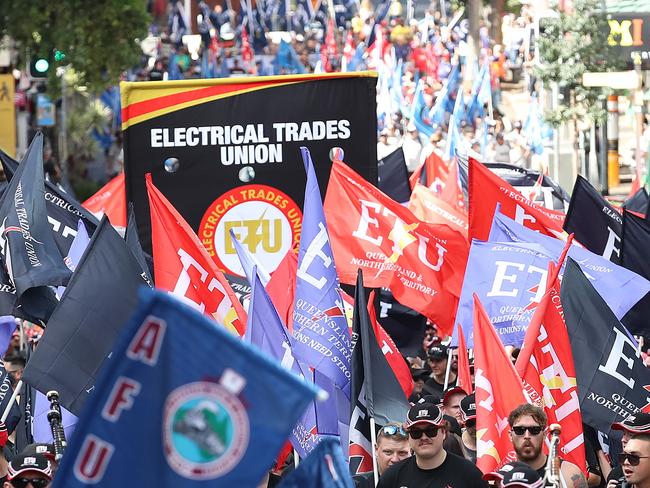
[460, 393, 476, 424]
[612, 412, 650, 434]
[428, 344, 449, 360]
[20, 443, 56, 462]
[406, 403, 445, 429]
[443, 386, 467, 405]
[484, 461, 544, 487]
[7, 453, 53, 481]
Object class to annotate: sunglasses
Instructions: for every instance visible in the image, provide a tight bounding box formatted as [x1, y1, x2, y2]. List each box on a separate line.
[619, 453, 650, 466]
[408, 427, 440, 439]
[10, 478, 50, 488]
[512, 426, 544, 436]
[382, 425, 407, 436]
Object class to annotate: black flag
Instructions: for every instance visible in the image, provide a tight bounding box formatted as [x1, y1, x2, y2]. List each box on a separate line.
[22, 216, 149, 415]
[377, 289, 427, 358]
[378, 147, 411, 204]
[125, 204, 153, 287]
[622, 210, 650, 280]
[564, 175, 622, 263]
[0, 146, 98, 257]
[624, 188, 649, 214]
[0, 133, 71, 296]
[349, 270, 409, 475]
[561, 257, 650, 437]
[0, 363, 22, 435]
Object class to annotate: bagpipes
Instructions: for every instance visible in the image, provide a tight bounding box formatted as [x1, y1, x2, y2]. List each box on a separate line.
[46, 390, 67, 461]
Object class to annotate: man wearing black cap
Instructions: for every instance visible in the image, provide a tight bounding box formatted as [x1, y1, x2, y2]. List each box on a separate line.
[423, 345, 457, 398]
[460, 393, 478, 464]
[607, 412, 650, 487]
[484, 461, 545, 488]
[377, 403, 487, 487]
[3, 453, 52, 488]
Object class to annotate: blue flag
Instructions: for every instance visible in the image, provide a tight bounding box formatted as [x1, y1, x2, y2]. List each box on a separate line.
[230, 230, 271, 288]
[0, 316, 15, 359]
[410, 80, 434, 140]
[52, 288, 318, 487]
[247, 268, 320, 458]
[429, 63, 460, 126]
[277, 437, 354, 488]
[489, 211, 650, 319]
[292, 148, 352, 395]
[57, 219, 90, 298]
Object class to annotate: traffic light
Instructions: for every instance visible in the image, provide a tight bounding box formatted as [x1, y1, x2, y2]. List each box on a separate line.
[29, 56, 49, 79]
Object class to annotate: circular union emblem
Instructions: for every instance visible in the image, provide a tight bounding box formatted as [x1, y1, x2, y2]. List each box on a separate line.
[163, 381, 249, 480]
[199, 184, 302, 276]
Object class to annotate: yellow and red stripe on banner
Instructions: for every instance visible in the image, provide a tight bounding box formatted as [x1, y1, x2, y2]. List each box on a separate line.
[120, 71, 378, 130]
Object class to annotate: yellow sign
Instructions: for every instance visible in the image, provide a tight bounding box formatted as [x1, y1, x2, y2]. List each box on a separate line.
[0, 74, 16, 157]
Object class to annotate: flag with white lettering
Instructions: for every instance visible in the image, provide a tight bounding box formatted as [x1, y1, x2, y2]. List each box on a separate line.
[146, 174, 247, 336]
[474, 294, 527, 474]
[82, 173, 127, 230]
[0, 144, 99, 256]
[455, 240, 555, 348]
[0, 133, 71, 298]
[468, 157, 566, 242]
[22, 217, 149, 415]
[515, 261, 587, 476]
[378, 147, 411, 204]
[293, 148, 352, 394]
[125, 204, 153, 287]
[488, 210, 650, 321]
[247, 268, 320, 458]
[324, 159, 468, 336]
[376, 289, 427, 358]
[408, 183, 468, 238]
[564, 175, 623, 263]
[51, 288, 318, 488]
[561, 258, 650, 437]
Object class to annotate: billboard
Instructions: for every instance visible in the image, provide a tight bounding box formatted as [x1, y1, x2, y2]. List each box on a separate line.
[122, 72, 377, 276]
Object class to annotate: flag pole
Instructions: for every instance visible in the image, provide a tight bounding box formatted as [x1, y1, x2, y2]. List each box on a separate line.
[443, 347, 453, 390]
[369, 416, 380, 487]
[1, 380, 21, 423]
[294, 449, 300, 468]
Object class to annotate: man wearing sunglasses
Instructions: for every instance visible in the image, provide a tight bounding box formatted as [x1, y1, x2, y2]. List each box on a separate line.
[377, 403, 486, 487]
[508, 404, 587, 487]
[354, 422, 411, 488]
[2, 453, 52, 488]
[619, 434, 650, 487]
[607, 413, 650, 487]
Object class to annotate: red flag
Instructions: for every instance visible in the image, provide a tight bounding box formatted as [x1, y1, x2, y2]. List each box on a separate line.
[468, 157, 565, 242]
[320, 42, 332, 73]
[265, 248, 298, 331]
[515, 242, 586, 475]
[82, 172, 126, 229]
[409, 150, 448, 191]
[367, 293, 414, 399]
[474, 294, 527, 474]
[145, 174, 247, 336]
[325, 18, 338, 58]
[408, 183, 468, 239]
[324, 159, 468, 336]
[456, 323, 473, 394]
[241, 24, 256, 74]
[439, 158, 466, 213]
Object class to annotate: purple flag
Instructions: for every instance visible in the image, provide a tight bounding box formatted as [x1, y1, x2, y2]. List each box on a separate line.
[32, 390, 77, 444]
[489, 211, 650, 319]
[247, 268, 320, 458]
[0, 316, 15, 356]
[292, 148, 352, 395]
[57, 220, 90, 298]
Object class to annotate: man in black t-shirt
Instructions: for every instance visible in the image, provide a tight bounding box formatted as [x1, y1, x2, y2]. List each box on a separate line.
[423, 345, 457, 398]
[377, 403, 487, 488]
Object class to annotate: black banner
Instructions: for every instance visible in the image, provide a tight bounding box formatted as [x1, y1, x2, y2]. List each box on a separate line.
[564, 175, 622, 263]
[23, 217, 150, 415]
[122, 73, 377, 279]
[378, 147, 411, 204]
[622, 209, 650, 279]
[377, 289, 427, 358]
[457, 157, 569, 211]
[561, 258, 650, 437]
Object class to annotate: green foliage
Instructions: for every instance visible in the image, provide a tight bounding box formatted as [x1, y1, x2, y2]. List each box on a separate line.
[0, 0, 150, 93]
[536, 0, 625, 127]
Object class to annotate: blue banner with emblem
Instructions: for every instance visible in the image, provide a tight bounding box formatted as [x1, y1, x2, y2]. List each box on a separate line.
[52, 288, 318, 487]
